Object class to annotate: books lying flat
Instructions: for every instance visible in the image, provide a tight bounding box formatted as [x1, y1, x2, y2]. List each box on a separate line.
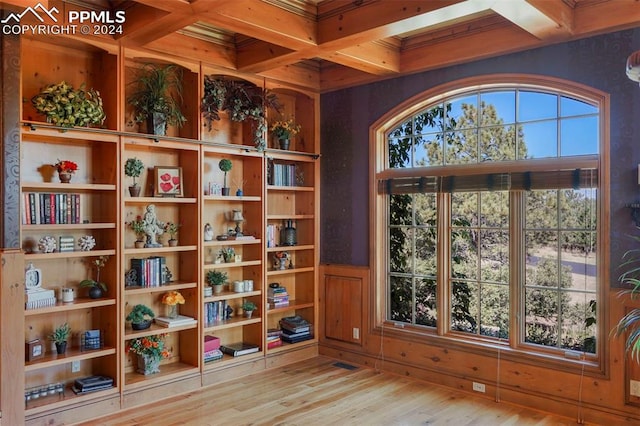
[220, 342, 260, 356]
[204, 348, 224, 362]
[72, 375, 114, 394]
[281, 333, 313, 344]
[154, 315, 197, 328]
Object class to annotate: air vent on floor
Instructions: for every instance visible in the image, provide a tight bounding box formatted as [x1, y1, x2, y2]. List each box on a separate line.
[333, 362, 358, 370]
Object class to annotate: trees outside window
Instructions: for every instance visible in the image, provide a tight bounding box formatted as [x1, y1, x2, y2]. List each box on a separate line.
[382, 84, 602, 358]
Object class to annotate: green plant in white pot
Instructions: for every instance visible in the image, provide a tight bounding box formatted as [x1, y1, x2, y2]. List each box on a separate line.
[124, 157, 144, 197]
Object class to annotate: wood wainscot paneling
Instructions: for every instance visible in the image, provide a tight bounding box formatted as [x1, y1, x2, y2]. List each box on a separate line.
[319, 265, 368, 348]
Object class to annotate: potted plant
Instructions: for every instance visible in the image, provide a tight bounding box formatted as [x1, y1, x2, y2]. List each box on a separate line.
[48, 322, 71, 354]
[31, 81, 105, 128]
[164, 221, 181, 247]
[52, 159, 78, 183]
[201, 76, 280, 151]
[218, 159, 232, 196]
[79, 255, 109, 299]
[126, 304, 155, 330]
[270, 118, 301, 151]
[613, 233, 640, 360]
[127, 63, 186, 136]
[206, 270, 227, 295]
[127, 216, 146, 248]
[126, 334, 170, 375]
[220, 247, 236, 263]
[124, 157, 144, 197]
[242, 300, 257, 318]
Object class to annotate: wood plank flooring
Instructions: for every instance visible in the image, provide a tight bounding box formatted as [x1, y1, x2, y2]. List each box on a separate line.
[79, 356, 579, 426]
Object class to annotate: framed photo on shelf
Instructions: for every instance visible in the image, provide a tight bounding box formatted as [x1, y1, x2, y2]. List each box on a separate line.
[26, 339, 44, 362]
[154, 166, 183, 197]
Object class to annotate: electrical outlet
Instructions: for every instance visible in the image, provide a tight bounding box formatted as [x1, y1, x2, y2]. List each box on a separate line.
[71, 360, 80, 373]
[353, 327, 360, 340]
[631, 380, 640, 397]
[472, 382, 486, 393]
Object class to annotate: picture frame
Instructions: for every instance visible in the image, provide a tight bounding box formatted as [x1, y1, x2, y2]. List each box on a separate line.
[154, 166, 183, 197]
[26, 339, 44, 362]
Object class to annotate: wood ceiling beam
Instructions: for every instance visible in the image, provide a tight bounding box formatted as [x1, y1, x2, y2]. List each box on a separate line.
[488, 0, 573, 40]
[573, 0, 640, 35]
[237, 40, 307, 73]
[118, 4, 198, 45]
[319, 41, 400, 75]
[145, 32, 236, 70]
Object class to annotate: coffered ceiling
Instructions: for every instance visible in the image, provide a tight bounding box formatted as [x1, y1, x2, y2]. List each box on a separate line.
[2, 0, 640, 92]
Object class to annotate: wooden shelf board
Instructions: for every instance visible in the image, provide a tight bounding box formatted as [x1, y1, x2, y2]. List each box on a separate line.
[25, 249, 116, 260]
[203, 260, 262, 270]
[25, 386, 119, 417]
[124, 196, 197, 204]
[123, 245, 197, 255]
[204, 195, 261, 202]
[266, 338, 317, 354]
[22, 222, 116, 231]
[266, 245, 314, 252]
[266, 300, 314, 314]
[204, 238, 261, 247]
[124, 322, 198, 340]
[21, 123, 120, 143]
[124, 281, 197, 295]
[22, 182, 116, 191]
[267, 266, 315, 276]
[25, 347, 117, 372]
[124, 362, 199, 390]
[267, 185, 314, 192]
[205, 290, 261, 302]
[123, 134, 201, 151]
[267, 214, 314, 220]
[203, 316, 261, 332]
[25, 298, 116, 316]
[203, 350, 263, 370]
[264, 149, 319, 161]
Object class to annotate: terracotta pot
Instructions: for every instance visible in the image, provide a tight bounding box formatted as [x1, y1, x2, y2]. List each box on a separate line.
[129, 185, 141, 197]
[168, 239, 178, 247]
[134, 240, 145, 249]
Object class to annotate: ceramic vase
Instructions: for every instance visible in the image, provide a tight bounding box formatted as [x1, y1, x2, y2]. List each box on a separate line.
[58, 172, 72, 183]
[137, 354, 160, 375]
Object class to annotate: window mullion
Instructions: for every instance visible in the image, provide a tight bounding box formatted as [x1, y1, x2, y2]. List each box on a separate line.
[437, 192, 450, 336]
[510, 191, 525, 349]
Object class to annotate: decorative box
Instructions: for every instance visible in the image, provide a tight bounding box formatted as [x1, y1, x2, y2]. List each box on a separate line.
[204, 335, 220, 352]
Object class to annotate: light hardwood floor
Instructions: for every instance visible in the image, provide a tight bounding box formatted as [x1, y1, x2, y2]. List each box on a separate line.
[80, 356, 580, 426]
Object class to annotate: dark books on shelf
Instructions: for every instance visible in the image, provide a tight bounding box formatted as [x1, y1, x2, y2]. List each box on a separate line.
[220, 342, 260, 357]
[129, 256, 167, 287]
[22, 192, 81, 225]
[279, 315, 311, 333]
[71, 375, 113, 394]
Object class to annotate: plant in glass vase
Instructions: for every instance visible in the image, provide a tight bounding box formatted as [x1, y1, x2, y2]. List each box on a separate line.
[79, 255, 109, 299]
[161, 290, 185, 319]
[126, 334, 170, 375]
[53, 159, 78, 183]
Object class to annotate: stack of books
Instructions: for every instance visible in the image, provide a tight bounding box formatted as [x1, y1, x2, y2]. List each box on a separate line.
[154, 315, 197, 328]
[204, 335, 223, 362]
[220, 342, 260, 357]
[279, 315, 313, 343]
[267, 328, 282, 349]
[267, 284, 289, 308]
[71, 375, 113, 394]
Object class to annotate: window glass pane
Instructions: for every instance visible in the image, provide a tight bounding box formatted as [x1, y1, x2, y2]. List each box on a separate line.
[388, 136, 411, 168]
[526, 190, 558, 228]
[446, 129, 477, 164]
[518, 121, 558, 159]
[560, 232, 597, 292]
[480, 230, 509, 283]
[414, 133, 443, 167]
[451, 281, 477, 333]
[481, 192, 508, 227]
[389, 275, 412, 323]
[560, 116, 598, 156]
[480, 283, 509, 338]
[525, 287, 559, 346]
[448, 95, 477, 130]
[414, 193, 437, 226]
[525, 249, 559, 288]
[416, 278, 437, 327]
[415, 104, 445, 134]
[390, 194, 412, 226]
[389, 227, 412, 274]
[480, 125, 516, 161]
[415, 227, 437, 276]
[561, 291, 596, 354]
[560, 96, 597, 117]
[519, 91, 557, 122]
[452, 193, 478, 226]
[480, 91, 515, 126]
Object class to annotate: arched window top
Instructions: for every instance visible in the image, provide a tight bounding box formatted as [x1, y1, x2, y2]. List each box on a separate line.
[385, 80, 603, 170]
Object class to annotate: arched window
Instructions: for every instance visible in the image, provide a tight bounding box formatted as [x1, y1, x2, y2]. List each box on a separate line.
[373, 76, 608, 364]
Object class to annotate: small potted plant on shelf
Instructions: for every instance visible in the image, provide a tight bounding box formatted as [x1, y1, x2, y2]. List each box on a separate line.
[270, 117, 301, 151]
[127, 63, 186, 136]
[53, 159, 78, 184]
[126, 304, 155, 330]
[124, 157, 144, 197]
[127, 216, 146, 248]
[206, 270, 227, 295]
[161, 290, 185, 319]
[242, 300, 257, 318]
[79, 255, 109, 299]
[218, 159, 232, 196]
[164, 221, 181, 247]
[220, 247, 236, 263]
[31, 81, 106, 128]
[126, 333, 170, 375]
[48, 322, 71, 355]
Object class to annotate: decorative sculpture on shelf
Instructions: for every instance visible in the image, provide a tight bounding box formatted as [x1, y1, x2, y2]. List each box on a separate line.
[142, 204, 164, 248]
[204, 223, 214, 241]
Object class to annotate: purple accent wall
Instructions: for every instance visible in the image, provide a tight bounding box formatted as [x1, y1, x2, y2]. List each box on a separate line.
[320, 28, 640, 283]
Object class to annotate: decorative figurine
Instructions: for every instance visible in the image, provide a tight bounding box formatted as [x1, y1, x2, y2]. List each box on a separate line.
[78, 235, 96, 251]
[204, 223, 214, 241]
[38, 236, 56, 253]
[142, 204, 164, 248]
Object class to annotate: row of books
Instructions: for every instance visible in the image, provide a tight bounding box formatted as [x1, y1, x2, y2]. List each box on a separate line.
[129, 257, 168, 288]
[22, 192, 82, 225]
[267, 162, 299, 187]
[266, 224, 279, 248]
[204, 300, 230, 325]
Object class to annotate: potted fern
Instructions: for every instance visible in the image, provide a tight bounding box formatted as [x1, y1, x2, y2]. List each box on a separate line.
[127, 63, 186, 136]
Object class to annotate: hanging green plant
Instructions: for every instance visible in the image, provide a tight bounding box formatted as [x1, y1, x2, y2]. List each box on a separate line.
[201, 76, 280, 151]
[31, 81, 106, 128]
